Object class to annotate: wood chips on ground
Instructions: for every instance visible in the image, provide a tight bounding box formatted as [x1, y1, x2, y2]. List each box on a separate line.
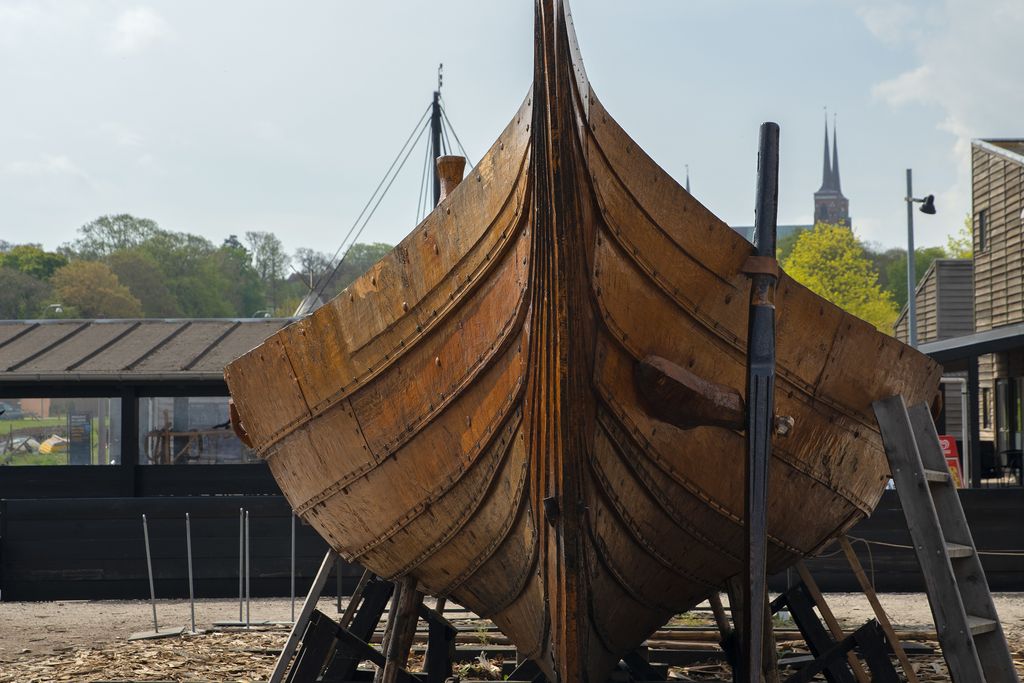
[0, 628, 1021, 682]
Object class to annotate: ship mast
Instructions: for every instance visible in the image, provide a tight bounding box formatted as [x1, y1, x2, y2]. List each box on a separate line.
[431, 66, 443, 206]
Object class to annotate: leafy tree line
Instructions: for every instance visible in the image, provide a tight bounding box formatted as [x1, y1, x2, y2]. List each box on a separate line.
[779, 218, 973, 332]
[0, 214, 392, 320]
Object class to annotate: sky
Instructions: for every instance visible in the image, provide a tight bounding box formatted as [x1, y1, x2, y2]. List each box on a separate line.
[1, 0, 1022, 258]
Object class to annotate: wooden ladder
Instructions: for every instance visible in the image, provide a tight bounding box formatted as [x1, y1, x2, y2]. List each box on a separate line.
[873, 395, 1019, 683]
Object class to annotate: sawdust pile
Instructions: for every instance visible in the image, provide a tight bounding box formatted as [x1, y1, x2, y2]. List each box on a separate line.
[0, 629, 286, 683]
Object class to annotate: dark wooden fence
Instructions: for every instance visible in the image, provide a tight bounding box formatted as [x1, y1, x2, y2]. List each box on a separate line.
[2, 490, 1021, 602]
[0, 463, 280, 499]
[794, 488, 1024, 592]
[0, 495, 361, 601]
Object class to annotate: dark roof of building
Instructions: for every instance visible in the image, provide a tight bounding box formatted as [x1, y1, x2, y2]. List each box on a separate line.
[0, 318, 292, 383]
[919, 321, 1024, 363]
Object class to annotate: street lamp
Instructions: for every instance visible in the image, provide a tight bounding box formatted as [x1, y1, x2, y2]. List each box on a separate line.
[905, 168, 936, 347]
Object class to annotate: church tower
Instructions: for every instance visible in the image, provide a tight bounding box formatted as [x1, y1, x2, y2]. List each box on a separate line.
[813, 115, 851, 227]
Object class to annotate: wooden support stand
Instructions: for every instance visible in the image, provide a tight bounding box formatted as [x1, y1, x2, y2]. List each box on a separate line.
[268, 552, 456, 683]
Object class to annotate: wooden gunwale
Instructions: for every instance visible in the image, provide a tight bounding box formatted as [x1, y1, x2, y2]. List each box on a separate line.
[249, 147, 533, 455]
[344, 143, 532, 356]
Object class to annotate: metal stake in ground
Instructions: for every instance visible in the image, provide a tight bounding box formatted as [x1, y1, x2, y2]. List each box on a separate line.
[144, 513, 158, 633]
[290, 512, 296, 623]
[245, 509, 251, 628]
[741, 121, 780, 681]
[186, 513, 197, 634]
[239, 507, 244, 621]
[212, 506, 252, 628]
[129, 514, 184, 641]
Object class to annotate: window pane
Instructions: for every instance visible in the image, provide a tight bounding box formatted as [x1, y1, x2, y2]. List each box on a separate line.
[138, 396, 257, 465]
[0, 397, 121, 465]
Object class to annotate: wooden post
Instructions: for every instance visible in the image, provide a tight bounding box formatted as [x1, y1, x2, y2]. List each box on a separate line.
[376, 575, 422, 683]
[742, 120, 780, 682]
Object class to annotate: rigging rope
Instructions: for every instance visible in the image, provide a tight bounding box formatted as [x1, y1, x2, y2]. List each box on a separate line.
[439, 98, 474, 167]
[315, 92, 477, 301]
[415, 123, 433, 224]
[313, 110, 431, 298]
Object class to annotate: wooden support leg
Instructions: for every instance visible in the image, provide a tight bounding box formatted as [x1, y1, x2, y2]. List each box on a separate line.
[795, 561, 869, 683]
[836, 537, 919, 683]
[340, 568, 372, 629]
[419, 601, 457, 683]
[377, 575, 422, 683]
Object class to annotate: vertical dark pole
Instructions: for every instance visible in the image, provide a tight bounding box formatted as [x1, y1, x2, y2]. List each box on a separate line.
[743, 122, 780, 682]
[431, 90, 442, 206]
[120, 386, 139, 496]
[967, 356, 981, 488]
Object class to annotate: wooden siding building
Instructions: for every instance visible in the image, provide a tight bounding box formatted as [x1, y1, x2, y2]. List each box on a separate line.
[894, 259, 974, 438]
[915, 139, 1024, 486]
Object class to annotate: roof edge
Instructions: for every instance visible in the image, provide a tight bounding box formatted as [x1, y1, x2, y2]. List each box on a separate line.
[973, 138, 1024, 166]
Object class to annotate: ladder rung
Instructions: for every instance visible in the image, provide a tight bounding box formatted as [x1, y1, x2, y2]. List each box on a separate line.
[923, 468, 950, 483]
[966, 615, 997, 636]
[945, 542, 973, 558]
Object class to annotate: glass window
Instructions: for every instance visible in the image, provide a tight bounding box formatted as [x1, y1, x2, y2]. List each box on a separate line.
[0, 397, 122, 465]
[138, 396, 257, 465]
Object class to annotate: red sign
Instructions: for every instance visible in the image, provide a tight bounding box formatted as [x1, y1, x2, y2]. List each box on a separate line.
[938, 435, 963, 488]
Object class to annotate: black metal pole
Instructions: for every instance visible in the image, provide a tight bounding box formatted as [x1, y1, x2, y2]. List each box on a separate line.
[431, 90, 442, 206]
[742, 121, 780, 682]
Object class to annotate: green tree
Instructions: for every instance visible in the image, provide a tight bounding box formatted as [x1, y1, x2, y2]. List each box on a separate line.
[107, 250, 182, 317]
[0, 244, 68, 280]
[137, 231, 234, 317]
[0, 267, 52, 318]
[883, 246, 947, 309]
[51, 261, 143, 318]
[331, 242, 392, 293]
[946, 214, 973, 259]
[217, 239, 266, 317]
[67, 214, 161, 259]
[245, 231, 290, 309]
[782, 223, 898, 331]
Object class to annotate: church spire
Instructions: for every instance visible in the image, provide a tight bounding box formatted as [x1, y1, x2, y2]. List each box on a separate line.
[818, 109, 833, 192]
[831, 114, 842, 194]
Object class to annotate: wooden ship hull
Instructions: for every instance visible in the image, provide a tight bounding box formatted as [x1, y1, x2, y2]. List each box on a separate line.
[225, 2, 941, 681]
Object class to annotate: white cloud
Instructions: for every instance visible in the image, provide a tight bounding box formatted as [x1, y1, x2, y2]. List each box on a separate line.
[853, 2, 922, 44]
[4, 154, 87, 179]
[857, 0, 1024, 223]
[109, 7, 169, 54]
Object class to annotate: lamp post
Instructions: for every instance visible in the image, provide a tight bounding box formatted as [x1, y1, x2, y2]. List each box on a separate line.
[904, 168, 936, 347]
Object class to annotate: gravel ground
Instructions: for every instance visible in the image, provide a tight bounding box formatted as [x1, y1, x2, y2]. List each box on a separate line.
[0, 593, 1021, 680]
